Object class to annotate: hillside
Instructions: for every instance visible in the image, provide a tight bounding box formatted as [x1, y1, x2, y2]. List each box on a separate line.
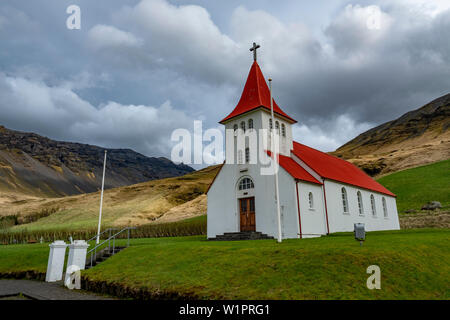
[377, 159, 449, 213]
[1, 230, 448, 299]
[0, 125, 193, 197]
[0, 165, 220, 231]
[332, 93, 450, 176]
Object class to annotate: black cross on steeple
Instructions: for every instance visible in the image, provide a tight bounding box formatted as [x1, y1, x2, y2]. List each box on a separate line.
[249, 42, 260, 61]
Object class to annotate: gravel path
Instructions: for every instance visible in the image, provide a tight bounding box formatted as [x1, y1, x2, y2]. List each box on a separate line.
[0, 279, 113, 300]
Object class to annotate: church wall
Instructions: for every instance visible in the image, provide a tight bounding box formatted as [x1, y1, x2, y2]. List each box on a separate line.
[207, 164, 241, 238]
[297, 181, 328, 238]
[324, 180, 400, 233]
[277, 166, 301, 239]
[236, 158, 300, 239]
[207, 152, 301, 239]
[260, 111, 293, 156]
[224, 111, 264, 165]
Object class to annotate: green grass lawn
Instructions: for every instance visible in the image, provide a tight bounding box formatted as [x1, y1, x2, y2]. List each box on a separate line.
[1, 229, 448, 299]
[377, 160, 450, 213]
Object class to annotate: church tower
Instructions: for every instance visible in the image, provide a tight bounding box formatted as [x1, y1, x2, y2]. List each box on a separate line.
[219, 43, 297, 159]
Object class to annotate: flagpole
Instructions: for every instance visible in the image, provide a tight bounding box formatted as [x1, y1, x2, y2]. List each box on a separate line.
[269, 78, 282, 243]
[96, 150, 107, 244]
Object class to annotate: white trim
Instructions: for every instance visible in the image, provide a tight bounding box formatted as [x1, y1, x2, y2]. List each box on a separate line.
[291, 153, 323, 182]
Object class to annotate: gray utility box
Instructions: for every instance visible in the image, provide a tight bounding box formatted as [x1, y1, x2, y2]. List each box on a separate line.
[354, 223, 365, 241]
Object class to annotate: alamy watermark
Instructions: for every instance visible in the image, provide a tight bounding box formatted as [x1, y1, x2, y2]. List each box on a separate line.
[66, 5, 81, 30]
[64, 264, 81, 290]
[171, 120, 281, 175]
[366, 265, 381, 290]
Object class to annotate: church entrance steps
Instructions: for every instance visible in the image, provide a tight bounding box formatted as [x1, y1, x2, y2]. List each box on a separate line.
[85, 246, 126, 269]
[208, 231, 274, 241]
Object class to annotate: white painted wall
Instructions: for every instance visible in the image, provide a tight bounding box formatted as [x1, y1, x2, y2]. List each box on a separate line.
[261, 110, 293, 156]
[207, 152, 301, 239]
[297, 181, 327, 238]
[323, 180, 400, 233]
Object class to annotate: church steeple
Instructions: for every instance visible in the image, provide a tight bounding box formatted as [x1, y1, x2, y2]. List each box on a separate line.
[220, 59, 296, 124]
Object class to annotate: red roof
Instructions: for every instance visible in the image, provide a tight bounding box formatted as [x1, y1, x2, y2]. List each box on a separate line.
[267, 151, 321, 185]
[220, 61, 297, 124]
[292, 142, 395, 196]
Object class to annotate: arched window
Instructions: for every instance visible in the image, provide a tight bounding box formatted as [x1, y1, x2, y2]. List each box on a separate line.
[240, 121, 246, 132]
[245, 147, 250, 163]
[382, 197, 388, 218]
[370, 194, 376, 216]
[269, 119, 273, 129]
[281, 123, 286, 137]
[237, 150, 243, 164]
[275, 121, 280, 134]
[233, 124, 238, 132]
[308, 192, 314, 209]
[341, 187, 349, 213]
[248, 119, 253, 130]
[357, 191, 364, 215]
[238, 177, 254, 190]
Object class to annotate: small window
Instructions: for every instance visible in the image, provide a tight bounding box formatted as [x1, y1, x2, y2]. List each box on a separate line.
[238, 177, 254, 190]
[233, 124, 238, 132]
[245, 147, 250, 163]
[308, 192, 314, 209]
[237, 150, 243, 164]
[275, 121, 280, 134]
[269, 119, 273, 129]
[281, 123, 286, 137]
[240, 121, 246, 132]
[341, 187, 349, 213]
[370, 194, 376, 216]
[382, 197, 388, 218]
[357, 191, 364, 215]
[248, 119, 253, 130]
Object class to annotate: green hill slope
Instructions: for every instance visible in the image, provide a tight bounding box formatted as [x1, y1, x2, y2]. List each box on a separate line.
[1, 229, 448, 299]
[377, 160, 450, 213]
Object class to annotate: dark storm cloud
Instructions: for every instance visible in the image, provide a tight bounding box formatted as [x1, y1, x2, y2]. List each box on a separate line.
[0, 0, 449, 157]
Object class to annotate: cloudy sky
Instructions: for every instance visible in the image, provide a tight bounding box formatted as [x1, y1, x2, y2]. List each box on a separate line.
[0, 0, 449, 166]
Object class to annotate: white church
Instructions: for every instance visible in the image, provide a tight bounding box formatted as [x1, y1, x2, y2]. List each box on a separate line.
[207, 44, 400, 240]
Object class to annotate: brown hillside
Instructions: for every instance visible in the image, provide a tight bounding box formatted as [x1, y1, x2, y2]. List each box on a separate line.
[332, 93, 450, 176]
[0, 125, 193, 197]
[0, 165, 220, 231]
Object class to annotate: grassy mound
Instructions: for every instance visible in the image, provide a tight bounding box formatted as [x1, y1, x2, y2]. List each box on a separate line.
[377, 160, 450, 213]
[1, 229, 448, 299]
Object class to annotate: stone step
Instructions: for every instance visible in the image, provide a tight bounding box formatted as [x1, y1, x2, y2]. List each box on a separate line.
[84, 246, 127, 268]
[210, 232, 274, 241]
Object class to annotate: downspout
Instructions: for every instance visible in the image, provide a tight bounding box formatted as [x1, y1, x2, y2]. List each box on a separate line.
[322, 180, 330, 235]
[295, 181, 302, 239]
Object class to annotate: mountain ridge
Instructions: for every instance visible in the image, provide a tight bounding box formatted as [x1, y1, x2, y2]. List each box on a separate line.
[332, 93, 450, 176]
[0, 125, 194, 197]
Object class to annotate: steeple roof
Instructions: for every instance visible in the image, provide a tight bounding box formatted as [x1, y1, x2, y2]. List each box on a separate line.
[220, 61, 297, 124]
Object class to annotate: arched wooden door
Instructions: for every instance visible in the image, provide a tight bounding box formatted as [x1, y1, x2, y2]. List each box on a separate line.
[239, 197, 255, 232]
